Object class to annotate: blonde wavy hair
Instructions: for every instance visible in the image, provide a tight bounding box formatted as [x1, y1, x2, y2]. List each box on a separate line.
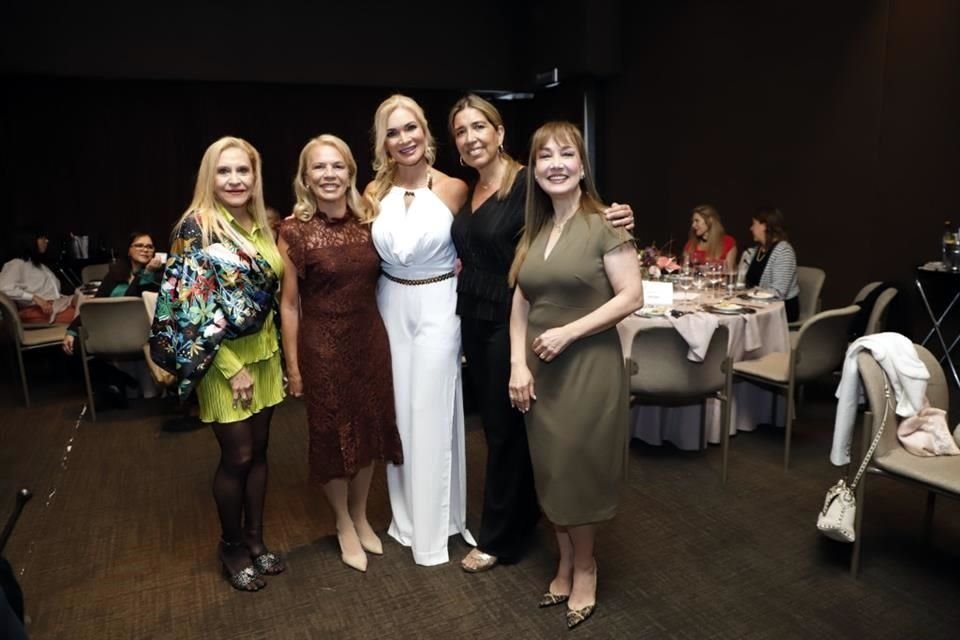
[172, 136, 275, 257]
[508, 122, 607, 286]
[293, 134, 372, 224]
[447, 94, 522, 200]
[366, 94, 437, 216]
[686, 204, 727, 259]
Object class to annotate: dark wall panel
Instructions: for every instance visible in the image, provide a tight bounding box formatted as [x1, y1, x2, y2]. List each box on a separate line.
[1, 1, 527, 90]
[601, 0, 958, 316]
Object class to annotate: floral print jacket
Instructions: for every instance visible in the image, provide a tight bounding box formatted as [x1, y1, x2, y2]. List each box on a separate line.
[149, 214, 279, 399]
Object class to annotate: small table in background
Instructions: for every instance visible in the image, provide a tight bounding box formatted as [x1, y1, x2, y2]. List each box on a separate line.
[916, 264, 960, 388]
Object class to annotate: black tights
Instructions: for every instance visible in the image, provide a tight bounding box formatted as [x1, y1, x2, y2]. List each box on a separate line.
[211, 407, 274, 553]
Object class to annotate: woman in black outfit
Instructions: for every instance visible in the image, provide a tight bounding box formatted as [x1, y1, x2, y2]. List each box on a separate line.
[449, 95, 634, 572]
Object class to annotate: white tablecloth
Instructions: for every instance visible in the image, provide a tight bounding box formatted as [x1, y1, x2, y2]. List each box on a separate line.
[617, 302, 790, 450]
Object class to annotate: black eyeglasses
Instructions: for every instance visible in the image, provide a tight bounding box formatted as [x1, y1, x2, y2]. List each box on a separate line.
[131, 243, 155, 250]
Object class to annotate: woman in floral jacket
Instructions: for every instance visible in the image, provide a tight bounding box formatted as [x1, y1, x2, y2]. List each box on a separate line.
[150, 136, 286, 592]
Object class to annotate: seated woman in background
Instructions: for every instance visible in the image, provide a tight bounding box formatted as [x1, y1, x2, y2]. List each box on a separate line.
[0, 231, 77, 324]
[62, 232, 164, 404]
[682, 204, 737, 271]
[739, 207, 800, 321]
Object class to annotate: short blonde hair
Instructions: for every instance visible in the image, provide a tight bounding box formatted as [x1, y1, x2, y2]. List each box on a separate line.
[292, 134, 372, 224]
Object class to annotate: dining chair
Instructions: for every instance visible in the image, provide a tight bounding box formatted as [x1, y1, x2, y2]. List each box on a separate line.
[733, 304, 860, 470]
[0, 292, 68, 407]
[853, 282, 882, 303]
[788, 266, 826, 330]
[864, 288, 898, 335]
[80, 263, 111, 284]
[851, 344, 958, 577]
[78, 297, 151, 421]
[627, 324, 733, 483]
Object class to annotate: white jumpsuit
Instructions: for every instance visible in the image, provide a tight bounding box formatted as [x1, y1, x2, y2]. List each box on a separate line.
[372, 186, 476, 566]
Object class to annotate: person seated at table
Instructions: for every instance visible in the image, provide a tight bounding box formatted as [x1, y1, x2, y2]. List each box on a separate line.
[739, 207, 800, 321]
[0, 230, 77, 324]
[682, 204, 737, 271]
[62, 232, 164, 405]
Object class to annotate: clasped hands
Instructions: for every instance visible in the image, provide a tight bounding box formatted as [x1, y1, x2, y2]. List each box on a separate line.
[509, 326, 575, 413]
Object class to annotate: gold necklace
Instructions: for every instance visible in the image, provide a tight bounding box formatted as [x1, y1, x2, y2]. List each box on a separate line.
[477, 160, 506, 191]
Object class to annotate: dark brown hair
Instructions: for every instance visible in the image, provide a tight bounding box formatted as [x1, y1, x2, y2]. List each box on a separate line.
[754, 206, 788, 249]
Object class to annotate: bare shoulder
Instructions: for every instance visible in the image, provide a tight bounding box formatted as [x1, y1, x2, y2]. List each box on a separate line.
[431, 170, 468, 214]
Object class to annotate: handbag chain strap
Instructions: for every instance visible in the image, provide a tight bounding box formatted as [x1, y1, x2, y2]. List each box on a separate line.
[848, 380, 892, 491]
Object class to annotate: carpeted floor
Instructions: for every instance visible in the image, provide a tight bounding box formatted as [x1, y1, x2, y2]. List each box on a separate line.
[0, 355, 958, 639]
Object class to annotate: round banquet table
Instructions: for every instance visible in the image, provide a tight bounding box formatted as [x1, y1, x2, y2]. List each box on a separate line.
[616, 300, 790, 450]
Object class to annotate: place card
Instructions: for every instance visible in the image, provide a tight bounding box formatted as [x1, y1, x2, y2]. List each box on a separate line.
[642, 280, 674, 307]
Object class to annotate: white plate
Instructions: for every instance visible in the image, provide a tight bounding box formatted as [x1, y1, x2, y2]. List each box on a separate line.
[712, 302, 744, 312]
[635, 305, 669, 317]
[704, 302, 746, 314]
[748, 290, 776, 300]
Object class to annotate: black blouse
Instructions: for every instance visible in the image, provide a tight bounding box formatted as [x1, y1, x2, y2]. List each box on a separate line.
[451, 167, 527, 322]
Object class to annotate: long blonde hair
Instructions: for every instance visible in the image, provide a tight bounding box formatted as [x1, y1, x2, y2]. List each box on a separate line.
[447, 94, 522, 200]
[366, 94, 437, 216]
[686, 204, 727, 259]
[292, 134, 372, 224]
[508, 122, 607, 286]
[172, 136, 275, 257]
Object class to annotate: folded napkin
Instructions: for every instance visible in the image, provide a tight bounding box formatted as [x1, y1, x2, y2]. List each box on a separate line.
[897, 398, 960, 457]
[742, 312, 762, 352]
[668, 311, 719, 362]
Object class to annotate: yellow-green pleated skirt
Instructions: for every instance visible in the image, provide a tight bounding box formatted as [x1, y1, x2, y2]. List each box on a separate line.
[196, 349, 286, 424]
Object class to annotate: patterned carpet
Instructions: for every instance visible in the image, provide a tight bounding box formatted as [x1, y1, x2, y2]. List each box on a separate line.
[0, 360, 958, 639]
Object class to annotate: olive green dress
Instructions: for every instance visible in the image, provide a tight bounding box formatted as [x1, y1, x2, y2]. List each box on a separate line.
[518, 213, 633, 526]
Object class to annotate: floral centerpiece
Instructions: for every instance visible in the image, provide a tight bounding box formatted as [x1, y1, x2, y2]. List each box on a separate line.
[638, 240, 680, 279]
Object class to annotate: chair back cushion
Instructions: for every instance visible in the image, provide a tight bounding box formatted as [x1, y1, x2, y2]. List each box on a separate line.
[80, 263, 111, 284]
[142, 291, 159, 324]
[0, 292, 25, 342]
[865, 288, 898, 336]
[79, 297, 150, 356]
[630, 324, 729, 398]
[794, 305, 860, 381]
[795, 266, 826, 323]
[856, 350, 903, 457]
[914, 345, 949, 411]
[859, 345, 955, 475]
[853, 281, 882, 303]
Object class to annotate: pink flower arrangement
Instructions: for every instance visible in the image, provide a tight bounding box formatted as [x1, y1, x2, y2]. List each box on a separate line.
[638, 241, 680, 278]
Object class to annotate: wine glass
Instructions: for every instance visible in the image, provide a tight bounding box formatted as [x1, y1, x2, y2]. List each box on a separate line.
[703, 262, 721, 299]
[724, 270, 737, 298]
[692, 271, 706, 303]
[677, 272, 693, 306]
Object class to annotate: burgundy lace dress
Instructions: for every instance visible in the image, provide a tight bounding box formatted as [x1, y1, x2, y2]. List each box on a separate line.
[280, 212, 403, 483]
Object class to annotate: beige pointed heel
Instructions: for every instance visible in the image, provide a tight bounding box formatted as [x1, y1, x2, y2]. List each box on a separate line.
[357, 529, 383, 556]
[337, 532, 368, 573]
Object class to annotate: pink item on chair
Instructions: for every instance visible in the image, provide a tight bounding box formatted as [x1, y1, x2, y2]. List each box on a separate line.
[896, 398, 960, 457]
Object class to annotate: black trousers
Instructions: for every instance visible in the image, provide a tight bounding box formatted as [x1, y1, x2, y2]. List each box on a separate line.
[461, 316, 541, 563]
